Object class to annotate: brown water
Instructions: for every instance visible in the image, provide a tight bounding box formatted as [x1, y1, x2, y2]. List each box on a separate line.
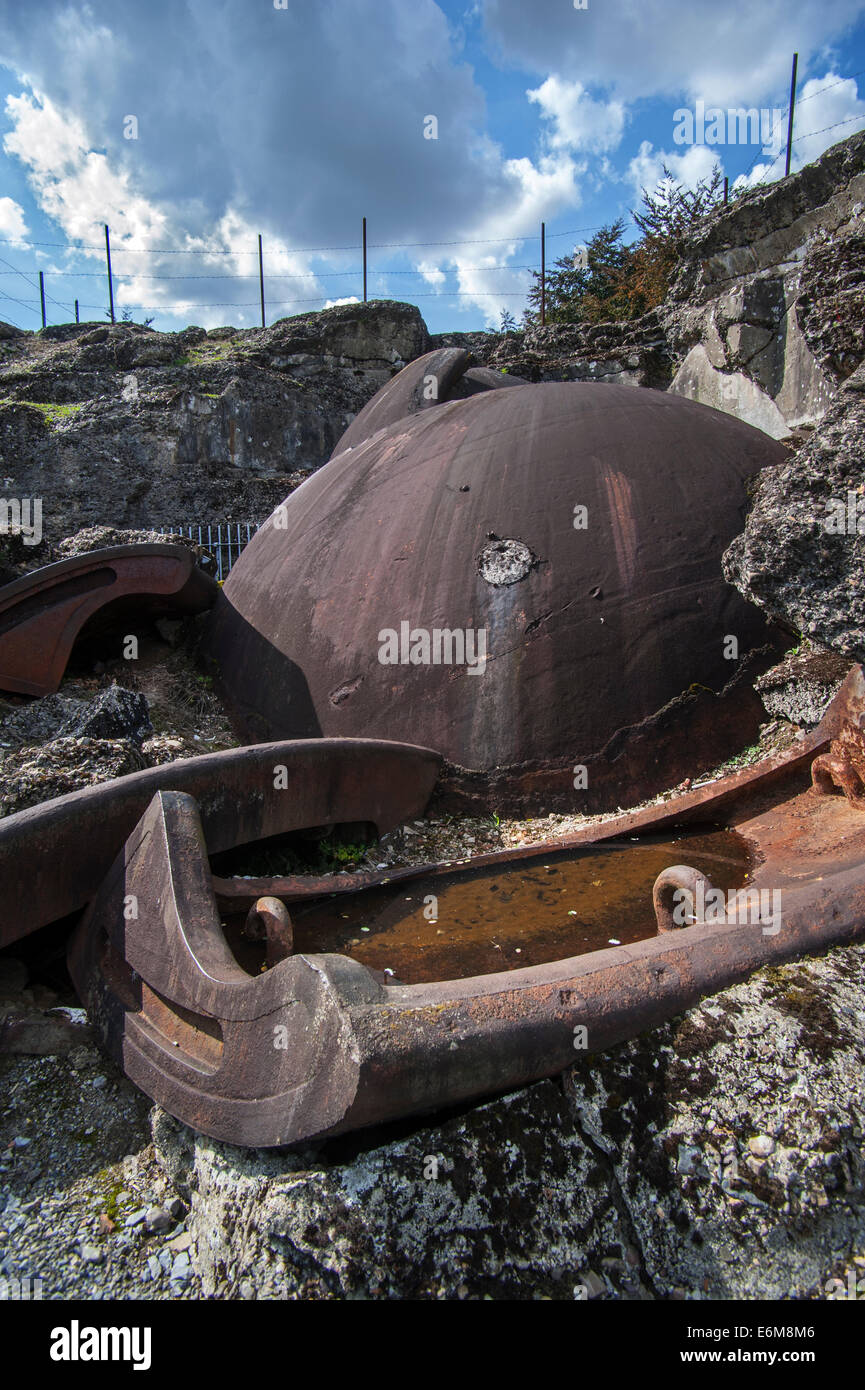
[226, 827, 754, 985]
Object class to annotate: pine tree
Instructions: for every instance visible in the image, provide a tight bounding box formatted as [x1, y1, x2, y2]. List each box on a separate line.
[628, 163, 723, 310]
[522, 164, 723, 325]
[526, 218, 632, 326]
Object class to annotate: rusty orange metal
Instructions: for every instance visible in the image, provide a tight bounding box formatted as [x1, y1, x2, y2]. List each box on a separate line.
[67, 666, 865, 1148]
[0, 544, 217, 696]
[0, 738, 442, 949]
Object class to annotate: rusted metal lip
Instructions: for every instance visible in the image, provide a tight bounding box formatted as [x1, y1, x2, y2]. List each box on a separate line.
[0, 737, 441, 948]
[212, 663, 858, 911]
[0, 543, 217, 696]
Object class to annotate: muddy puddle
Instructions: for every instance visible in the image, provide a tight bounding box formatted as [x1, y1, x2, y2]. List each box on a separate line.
[225, 826, 754, 985]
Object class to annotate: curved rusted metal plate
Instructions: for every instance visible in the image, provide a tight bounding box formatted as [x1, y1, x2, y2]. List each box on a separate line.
[457, 365, 529, 396]
[68, 676, 865, 1147]
[331, 347, 528, 456]
[206, 382, 788, 813]
[0, 737, 441, 948]
[0, 544, 217, 696]
[333, 347, 472, 455]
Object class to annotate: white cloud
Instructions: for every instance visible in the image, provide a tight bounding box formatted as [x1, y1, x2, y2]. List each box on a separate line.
[787, 71, 865, 168]
[439, 149, 582, 325]
[0, 196, 28, 245]
[527, 76, 626, 153]
[3, 90, 170, 250]
[481, 0, 865, 108]
[627, 140, 722, 203]
[0, 2, 599, 330]
[5, 2, 856, 333]
[0, 89, 361, 327]
[416, 260, 447, 287]
[734, 70, 865, 189]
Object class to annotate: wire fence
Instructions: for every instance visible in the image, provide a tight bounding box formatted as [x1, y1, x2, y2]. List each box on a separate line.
[156, 522, 260, 581]
[0, 221, 606, 332]
[741, 94, 865, 184]
[0, 74, 863, 335]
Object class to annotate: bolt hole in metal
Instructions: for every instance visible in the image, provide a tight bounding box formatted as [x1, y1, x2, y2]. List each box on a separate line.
[219, 827, 753, 985]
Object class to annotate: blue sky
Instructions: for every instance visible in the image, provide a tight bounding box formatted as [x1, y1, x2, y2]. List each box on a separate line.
[0, 0, 863, 335]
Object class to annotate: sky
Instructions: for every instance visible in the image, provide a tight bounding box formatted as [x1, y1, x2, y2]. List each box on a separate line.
[0, 0, 863, 336]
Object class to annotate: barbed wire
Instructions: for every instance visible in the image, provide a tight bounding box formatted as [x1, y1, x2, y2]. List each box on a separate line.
[0, 263, 539, 281]
[0, 217, 583, 322]
[0, 225, 604, 258]
[737, 68, 865, 185]
[751, 109, 865, 188]
[0, 291, 536, 311]
[0, 291, 31, 326]
[789, 110, 865, 143]
[0, 252, 68, 315]
[796, 65, 865, 105]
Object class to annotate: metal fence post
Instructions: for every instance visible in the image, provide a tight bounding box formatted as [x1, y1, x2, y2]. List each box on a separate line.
[540, 222, 546, 327]
[258, 234, 265, 328]
[105, 224, 115, 323]
[785, 54, 799, 177]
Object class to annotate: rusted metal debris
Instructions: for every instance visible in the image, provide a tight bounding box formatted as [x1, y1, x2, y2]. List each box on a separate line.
[205, 380, 789, 815]
[811, 709, 865, 807]
[0, 544, 217, 697]
[67, 665, 865, 1148]
[214, 664, 861, 910]
[0, 738, 442, 949]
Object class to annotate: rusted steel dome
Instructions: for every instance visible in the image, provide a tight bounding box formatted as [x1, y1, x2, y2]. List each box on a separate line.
[206, 381, 786, 812]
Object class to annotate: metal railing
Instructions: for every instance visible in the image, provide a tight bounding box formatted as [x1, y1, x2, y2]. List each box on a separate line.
[156, 522, 260, 581]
